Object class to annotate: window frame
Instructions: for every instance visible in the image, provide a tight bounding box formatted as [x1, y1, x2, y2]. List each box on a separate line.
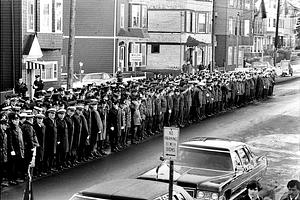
[40, 0, 53, 33]
[197, 13, 206, 33]
[35, 61, 58, 82]
[131, 4, 141, 28]
[120, 3, 125, 29]
[228, 46, 233, 65]
[27, 0, 35, 32]
[141, 43, 147, 66]
[141, 5, 147, 28]
[55, 0, 63, 33]
[151, 44, 160, 54]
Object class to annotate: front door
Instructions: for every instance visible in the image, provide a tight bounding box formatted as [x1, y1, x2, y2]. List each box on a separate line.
[119, 46, 125, 72]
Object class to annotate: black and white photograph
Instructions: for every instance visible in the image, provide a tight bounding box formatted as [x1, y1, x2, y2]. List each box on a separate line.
[0, 0, 300, 199]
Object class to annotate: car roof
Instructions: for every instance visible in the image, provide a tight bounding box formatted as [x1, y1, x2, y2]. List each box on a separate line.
[180, 137, 245, 152]
[78, 179, 185, 200]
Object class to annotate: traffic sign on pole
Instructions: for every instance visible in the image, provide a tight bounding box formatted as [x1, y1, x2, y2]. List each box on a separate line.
[163, 127, 179, 160]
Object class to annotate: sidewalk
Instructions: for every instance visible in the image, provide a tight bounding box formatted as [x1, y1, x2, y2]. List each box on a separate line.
[275, 74, 300, 84]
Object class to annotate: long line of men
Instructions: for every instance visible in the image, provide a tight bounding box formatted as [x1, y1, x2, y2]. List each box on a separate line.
[0, 68, 276, 187]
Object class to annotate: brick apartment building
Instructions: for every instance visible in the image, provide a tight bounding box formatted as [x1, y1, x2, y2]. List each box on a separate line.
[0, 0, 64, 100]
[22, 0, 63, 97]
[0, 0, 22, 102]
[62, 0, 149, 74]
[215, 0, 254, 71]
[145, 0, 213, 70]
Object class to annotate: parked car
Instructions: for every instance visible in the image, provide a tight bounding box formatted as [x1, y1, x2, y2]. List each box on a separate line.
[73, 72, 117, 88]
[69, 179, 194, 200]
[138, 137, 268, 200]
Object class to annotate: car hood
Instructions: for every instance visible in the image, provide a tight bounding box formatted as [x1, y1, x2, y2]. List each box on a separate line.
[139, 164, 234, 192]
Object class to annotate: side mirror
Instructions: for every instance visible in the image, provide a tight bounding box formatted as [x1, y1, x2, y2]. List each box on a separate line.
[235, 165, 244, 175]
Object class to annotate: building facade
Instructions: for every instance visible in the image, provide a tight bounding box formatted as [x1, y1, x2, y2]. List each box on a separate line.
[22, 0, 64, 97]
[63, 0, 149, 74]
[0, 0, 22, 102]
[215, 0, 254, 71]
[144, 0, 213, 70]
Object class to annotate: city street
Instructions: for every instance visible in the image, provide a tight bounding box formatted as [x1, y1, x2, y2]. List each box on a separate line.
[1, 76, 300, 200]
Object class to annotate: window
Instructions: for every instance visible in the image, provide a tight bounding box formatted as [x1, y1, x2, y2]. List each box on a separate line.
[151, 44, 160, 54]
[245, 0, 251, 9]
[141, 43, 147, 66]
[237, 148, 250, 166]
[273, 18, 276, 27]
[27, 0, 35, 31]
[40, 0, 52, 32]
[186, 11, 191, 32]
[132, 5, 140, 28]
[229, 18, 234, 34]
[229, 0, 234, 7]
[198, 13, 206, 33]
[120, 3, 125, 28]
[133, 43, 140, 66]
[142, 5, 147, 28]
[228, 46, 233, 65]
[268, 18, 271, 27]
[192, 12, 196, 33]
[35, 61, 58, 82]
[55, 0, 63, 32]
[244, 20, 250, 36]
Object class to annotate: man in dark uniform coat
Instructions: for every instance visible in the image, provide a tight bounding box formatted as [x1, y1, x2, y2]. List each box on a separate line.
[64, 107, 75, 165]
[107, 100, 120, 152]
[33, 113, 46, 175]
[71, 106, 83, 164]
[43, 108, 57, 172]
[56, 109, 69, 169]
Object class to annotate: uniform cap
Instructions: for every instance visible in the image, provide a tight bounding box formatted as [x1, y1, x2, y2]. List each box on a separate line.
[57, 108, 66, 113]
[48, 108, 56, 113]
[35, 113, 45, 119]
[34, 106, 43, 112]
[67, 106, 76, 111]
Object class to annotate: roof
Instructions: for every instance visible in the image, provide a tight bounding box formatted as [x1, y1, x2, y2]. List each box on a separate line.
[186, 36, 207, 47]
[181, 137, 245, 152]
[78, 179, 184, 200]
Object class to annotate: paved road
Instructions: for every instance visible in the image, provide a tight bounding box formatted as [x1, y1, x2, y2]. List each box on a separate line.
[1, 78, 299, 200]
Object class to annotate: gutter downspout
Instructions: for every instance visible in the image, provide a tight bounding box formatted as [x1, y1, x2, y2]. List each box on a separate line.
[113, 0, 117, 75]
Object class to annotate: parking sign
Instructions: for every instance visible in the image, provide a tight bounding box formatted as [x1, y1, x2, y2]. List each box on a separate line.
[163, 127, 179, 160]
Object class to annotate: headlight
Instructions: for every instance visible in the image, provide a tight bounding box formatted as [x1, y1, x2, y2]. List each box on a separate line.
[196, 191, 219, 200]
[211, 193, 218, 200]
[197, 191, 205, 199]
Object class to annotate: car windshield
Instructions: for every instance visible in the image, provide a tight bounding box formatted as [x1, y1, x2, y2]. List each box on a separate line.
[176, 147, 233, 171]
[84, 74, 104, 80]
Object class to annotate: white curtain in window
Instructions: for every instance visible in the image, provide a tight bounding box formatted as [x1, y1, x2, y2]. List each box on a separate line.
[55, 0, 63, 32]
[142, 5, 147, 28]
[27, 0, 35, 31]
[132, 5, 140, 28]
[244, 20, 250, 36]
[120, 4, 125, 28]
[40, 0, 52, 32]
[198, 13, 206, 33]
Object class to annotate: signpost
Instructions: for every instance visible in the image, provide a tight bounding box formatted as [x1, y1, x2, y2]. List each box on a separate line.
[163, 127, 179, 200]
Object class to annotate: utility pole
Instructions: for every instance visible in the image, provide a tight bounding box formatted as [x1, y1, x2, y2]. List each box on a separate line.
[274, 0, 280, 66]
[67, 0, 77, 89]
[236, 12, 240, 68]
[211, 0, 215, 72]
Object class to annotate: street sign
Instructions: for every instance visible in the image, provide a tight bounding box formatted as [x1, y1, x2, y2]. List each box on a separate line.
[163, 127, 179, 160]
[130, 53, 142, 62]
